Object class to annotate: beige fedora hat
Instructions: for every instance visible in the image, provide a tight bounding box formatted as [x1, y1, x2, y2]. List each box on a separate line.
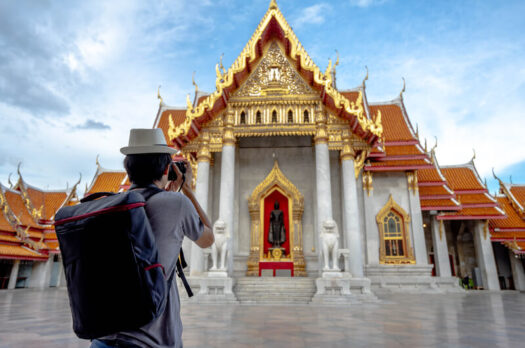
[120, 128, 176, 155]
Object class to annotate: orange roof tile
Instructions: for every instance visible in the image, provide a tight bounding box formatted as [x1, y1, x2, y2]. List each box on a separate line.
[42, 192, 67, 220]
[420, 199, 460, 208]
[369, 159, 431, 167]
[457, 193, 495, 205]
[46, 241, 59, 250]
[384, 145, 424, 156]
[88, 172, 127, 195]
[509, 186, 525, 206]
[490, 197, 525, 230]
[491, 231, 525, 240]
[4, 191, 40, 228]
[418, 167, 445, 183]
[441, 167, 484, 191]
[419, 186, 453, 197]
[157, 109, 187, 145]
[0, 245, 47, 259]
[439, 207, 504, 219]
[0, 234, 20, 243]
[369, 104, 414, 142]
[0, 213, 15, 232]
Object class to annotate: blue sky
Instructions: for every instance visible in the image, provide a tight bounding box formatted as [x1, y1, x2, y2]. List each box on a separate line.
[0, 0, 524, 194]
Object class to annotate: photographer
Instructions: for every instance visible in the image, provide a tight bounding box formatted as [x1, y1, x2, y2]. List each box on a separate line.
[92, 128, 213, 348]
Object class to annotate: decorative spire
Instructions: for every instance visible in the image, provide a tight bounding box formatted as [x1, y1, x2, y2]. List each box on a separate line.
[424, 138, 428, 153]
[471, 148, 476, 163]
[96, 154, 101, 169]
[186, 94, 193, 109]
[362, 66, 369, 87]
[192, 71, 199, 94]
[431, 136, 438, 153]
[269, 0, 278, 10]
[7, 173, 13, 189]
[415, 123, 419, 141]
[399, 77, 406, 99]
[219, 53, 226, 74]
[157, 85, 164, 106]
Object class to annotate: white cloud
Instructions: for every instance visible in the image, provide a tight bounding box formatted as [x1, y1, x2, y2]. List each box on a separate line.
[292, 4, 331, 29]
[349, 0, 388, 8]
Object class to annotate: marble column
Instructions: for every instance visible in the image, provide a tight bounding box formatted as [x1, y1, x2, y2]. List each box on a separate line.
[430, 216, 452, 277]
[509, 250, 525, 291]
[407, 172, 428, 265]
[218, 109, 236, 275]
[314, 106, 333, 270]
[473, 221, 500, 290]
[7, 260, 20, 289]
[29, 257, 53, 289]
[340, 129, 363, 277]
[190, 131, 211, 276]
[363, 172, 379, 265]
[314, 107, 333, 230]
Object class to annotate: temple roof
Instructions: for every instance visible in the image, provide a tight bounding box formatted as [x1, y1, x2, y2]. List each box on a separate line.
[163, 0, 382, 149]
[0, 244, 47, 260]
[85, 162, 127, 197]
[438, 163, 505, 220]
[490, 196, 525, 232]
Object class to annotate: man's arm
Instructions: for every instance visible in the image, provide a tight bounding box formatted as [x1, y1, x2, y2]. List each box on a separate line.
[181, 188, 214, 248]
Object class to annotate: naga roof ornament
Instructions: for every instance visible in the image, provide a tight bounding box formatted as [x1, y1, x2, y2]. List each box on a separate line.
[168, 0, 383, 143]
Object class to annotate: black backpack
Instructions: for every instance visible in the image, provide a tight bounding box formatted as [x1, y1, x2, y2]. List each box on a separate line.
[54, 186, 192, 339]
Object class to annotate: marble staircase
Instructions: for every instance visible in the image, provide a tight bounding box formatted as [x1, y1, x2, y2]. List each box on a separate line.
[234, 277, 316, 304]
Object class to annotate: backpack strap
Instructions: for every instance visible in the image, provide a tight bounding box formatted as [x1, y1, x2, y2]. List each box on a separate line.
[175, 249, 193, 297]
[80, 191, 116, 203]
[136, 185, 194, 298]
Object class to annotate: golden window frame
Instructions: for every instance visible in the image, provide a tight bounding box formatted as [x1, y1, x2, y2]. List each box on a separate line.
[376, 195, 415, 264]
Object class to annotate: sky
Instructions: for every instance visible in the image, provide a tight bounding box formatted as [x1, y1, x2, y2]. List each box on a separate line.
[0, 0, 524, 195]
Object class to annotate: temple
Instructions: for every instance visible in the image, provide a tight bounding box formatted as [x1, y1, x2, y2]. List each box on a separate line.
[0, 165, 79, 289]
[3, 1, 524, 301]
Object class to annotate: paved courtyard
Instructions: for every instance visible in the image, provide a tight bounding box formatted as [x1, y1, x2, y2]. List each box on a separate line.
[0, 288, 524, 348]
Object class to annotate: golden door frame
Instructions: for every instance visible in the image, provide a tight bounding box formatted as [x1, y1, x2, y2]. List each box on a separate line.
[246, 160, 307, 276]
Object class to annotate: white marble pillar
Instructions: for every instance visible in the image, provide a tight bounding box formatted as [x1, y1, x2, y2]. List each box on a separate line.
[218, 110, 236, 276]
[340, 131, 363, 277]
[407, 172, 429, 265]
[509, 250, 525, 291]
[7, 260, 20, 289]
[314, 107, 334, 271]
[190, 131, 211, 276]
[363, 172, 379, 265]
[473, 221, 500, 290]
[430, 217, 452, 277]
[29, 257, 53, 289]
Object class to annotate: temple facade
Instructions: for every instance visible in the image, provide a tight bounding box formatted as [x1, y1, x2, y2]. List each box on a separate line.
[3, 1, 524, 302]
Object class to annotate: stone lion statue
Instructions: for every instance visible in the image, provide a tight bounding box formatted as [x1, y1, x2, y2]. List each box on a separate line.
[320, 219, 340, 271]
[210, 220, 229, 271]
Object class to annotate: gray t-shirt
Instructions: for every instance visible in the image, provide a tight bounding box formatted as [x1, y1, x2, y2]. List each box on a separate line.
[104, 190, 203, 348]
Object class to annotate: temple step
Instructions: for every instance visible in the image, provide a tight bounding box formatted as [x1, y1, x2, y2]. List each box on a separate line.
[234, 277, 316, 304]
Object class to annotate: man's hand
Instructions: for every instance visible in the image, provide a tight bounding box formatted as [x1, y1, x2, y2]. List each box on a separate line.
[165, 160, 193, 194]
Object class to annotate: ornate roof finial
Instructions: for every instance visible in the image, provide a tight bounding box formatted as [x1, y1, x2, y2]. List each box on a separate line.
[269, 0, 278, 10]
[400, 77, 406, 99]
[415, 123, 419, 140]
[424, 138, 428, 153]
[219, 53, 226, 74]
[510, 175, 513, 184]
[157, 85, 163, 106]
[362, 66, 369, 87]
[192, 71, 199, 93]
[17, 162, 22, 178]
[7, 173, 13, 189]
[471, 148, 476, 162]
[96, 154, 101, 168]
[186, 94, 193, 110]
[431, 136, 438, 152]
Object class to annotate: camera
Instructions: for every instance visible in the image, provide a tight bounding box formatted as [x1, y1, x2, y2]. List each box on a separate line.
[168, 161, 186, 181]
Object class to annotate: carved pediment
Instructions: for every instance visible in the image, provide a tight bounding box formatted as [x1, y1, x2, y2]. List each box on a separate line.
[233, 42, 316, 97]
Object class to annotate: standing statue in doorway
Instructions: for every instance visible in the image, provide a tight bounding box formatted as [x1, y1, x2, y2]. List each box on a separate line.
[268, 201, 286, 248]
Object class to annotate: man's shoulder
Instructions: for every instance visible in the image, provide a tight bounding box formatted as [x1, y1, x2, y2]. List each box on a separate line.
[148, 190, 186, 205]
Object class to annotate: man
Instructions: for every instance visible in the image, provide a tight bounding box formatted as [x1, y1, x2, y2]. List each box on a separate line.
[91, 128, 214, 348]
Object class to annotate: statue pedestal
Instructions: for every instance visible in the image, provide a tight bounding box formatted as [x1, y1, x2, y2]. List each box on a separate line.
[182, 275, 238, 304]
[311, 275, 377, 304]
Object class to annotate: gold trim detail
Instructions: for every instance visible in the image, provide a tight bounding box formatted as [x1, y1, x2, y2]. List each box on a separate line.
[376, 195, 415, 264]
[407, 171, 418, 195]
[246, 160, 306, 276]
[340, 128, 356, 162]
[362, 171, 373, 196]
[354, 149, 370, 179]
[222, 108, 236, 146]
[483, 220, 489, 240]
[197, 130, 211, 163]
[167, 2, 383, 142]
[439, 219, 444, 241]
[314, 105, 328, 144]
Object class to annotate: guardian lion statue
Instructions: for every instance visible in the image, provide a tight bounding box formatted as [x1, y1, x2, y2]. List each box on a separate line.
[320, 219, 340, 271]
[210, 220, 229, 271]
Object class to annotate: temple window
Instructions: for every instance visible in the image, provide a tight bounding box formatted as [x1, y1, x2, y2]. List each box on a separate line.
[272, 110, 277, 123]
[256, 111, 262, 124]
[240, 111, 246, 124]
[304, 110, 309, 123]
[376, 195, 415, 264]
[288, 110, 293, 123]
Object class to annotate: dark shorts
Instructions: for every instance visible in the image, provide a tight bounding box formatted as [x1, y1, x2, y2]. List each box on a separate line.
[90, 339, 142, 348]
